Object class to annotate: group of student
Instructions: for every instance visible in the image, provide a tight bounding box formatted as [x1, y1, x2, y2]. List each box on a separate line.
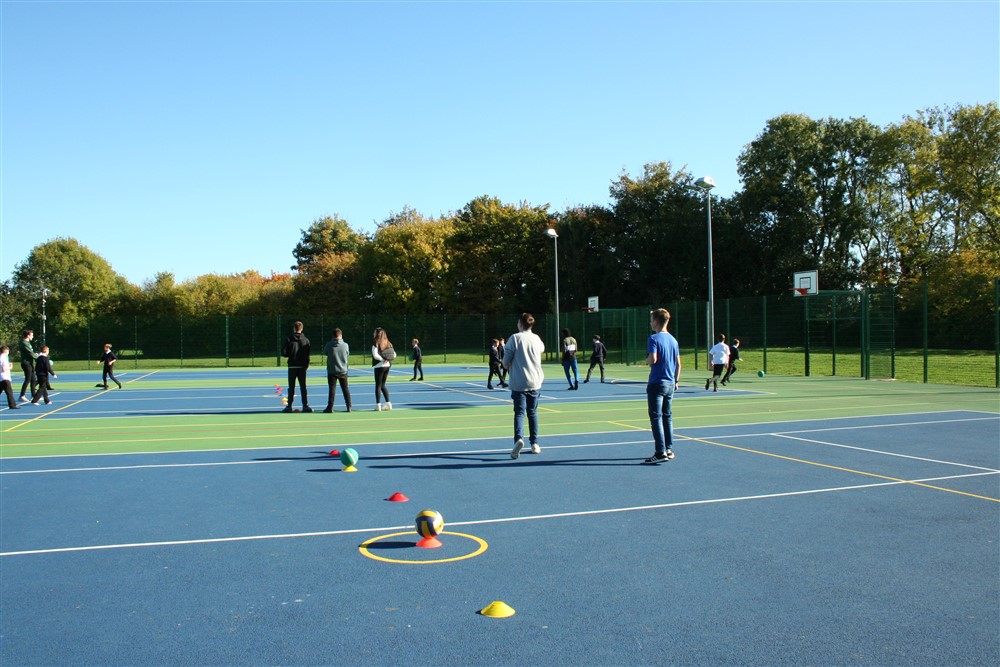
[1, 329, 124, 410]
[706, 333, 741, 392]
[279, 322, 426, 414]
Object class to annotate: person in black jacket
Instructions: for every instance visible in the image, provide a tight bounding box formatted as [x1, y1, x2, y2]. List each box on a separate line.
[721, 338, 741, 385]
[96, 343, 123, 389]
[282, 321, 312, 413]
[410, 338, 423, 381]
[18, 329, 37, 402]
[584, 334, 608, 383]
[30, 345, 57, 405]
[487, 338, 506, 390]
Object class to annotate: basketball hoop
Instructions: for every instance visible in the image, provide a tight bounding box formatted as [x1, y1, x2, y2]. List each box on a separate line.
[790, 287, 809, 296]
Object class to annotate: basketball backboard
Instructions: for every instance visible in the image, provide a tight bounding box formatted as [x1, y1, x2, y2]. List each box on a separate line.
[792, 270, 819, 296]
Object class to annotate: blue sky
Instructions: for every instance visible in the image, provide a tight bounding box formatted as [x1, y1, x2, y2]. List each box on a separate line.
[2, 0, 997, 286]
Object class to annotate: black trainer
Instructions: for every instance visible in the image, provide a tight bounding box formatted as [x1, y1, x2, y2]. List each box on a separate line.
[642, 452, 670, 465]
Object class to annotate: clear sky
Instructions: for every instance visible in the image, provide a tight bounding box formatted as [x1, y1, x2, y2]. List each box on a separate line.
[2, 0, 997, 286]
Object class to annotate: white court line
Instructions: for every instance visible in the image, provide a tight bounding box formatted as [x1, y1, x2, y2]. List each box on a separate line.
[773, 433, 999, 472]
[2, 470, 995, 557]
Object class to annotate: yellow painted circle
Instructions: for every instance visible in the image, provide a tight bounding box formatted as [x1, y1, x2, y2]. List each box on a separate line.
[358, 530, 488, 564]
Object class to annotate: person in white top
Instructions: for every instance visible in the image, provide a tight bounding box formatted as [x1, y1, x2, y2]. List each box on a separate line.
[706, 333, 731, 393]
[1, 345, 20, 409]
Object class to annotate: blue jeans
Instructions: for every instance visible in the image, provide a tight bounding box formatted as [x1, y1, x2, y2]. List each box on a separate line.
[511, 389, 540, 444]
[646, 381, 675, 454]
[562, 359, 579, 386]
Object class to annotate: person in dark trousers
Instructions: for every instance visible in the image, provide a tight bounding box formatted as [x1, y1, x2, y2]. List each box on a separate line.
[282, 321, 312, 412]
[410, 338, 423, 381]
[322, 328, 352, 413]
[721, 338, 741, 385]
[487, 338, 507, 389]
[1, 345, 20, 409]
[30, 345, 57, 405]
[371, 327, 394, 411]
[18, 329, 37, 402]
[96, 343, 123, 389]
[497, 337, 508, 386]
[584, 334, 607, 383]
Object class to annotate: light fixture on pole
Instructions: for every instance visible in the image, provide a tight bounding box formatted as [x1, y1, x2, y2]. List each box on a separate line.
[694, 176, 716, 355]
[40, 287, 49, 346]
[545, 228, 561, 355]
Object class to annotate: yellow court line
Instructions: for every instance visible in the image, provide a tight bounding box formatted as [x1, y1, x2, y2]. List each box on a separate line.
[2, 371, 160, 433]
[679, 434, 1000, 503]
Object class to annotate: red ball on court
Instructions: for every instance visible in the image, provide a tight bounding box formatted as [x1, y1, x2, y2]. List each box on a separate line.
[329, 449, 340, 457]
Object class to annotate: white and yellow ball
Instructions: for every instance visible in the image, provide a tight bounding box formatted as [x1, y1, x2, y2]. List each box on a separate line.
[415, 510, 444, 538]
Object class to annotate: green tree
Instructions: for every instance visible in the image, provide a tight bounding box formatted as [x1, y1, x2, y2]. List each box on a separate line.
[441, 196, 553, 314]
[10, 238, 127, 328]
[291, 215, 366, 271]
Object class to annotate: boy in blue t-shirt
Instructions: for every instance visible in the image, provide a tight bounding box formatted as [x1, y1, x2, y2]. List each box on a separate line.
[643, 308, 681, 465]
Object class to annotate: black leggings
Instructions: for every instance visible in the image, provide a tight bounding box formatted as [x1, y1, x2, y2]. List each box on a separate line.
[374, 366, 390, 403]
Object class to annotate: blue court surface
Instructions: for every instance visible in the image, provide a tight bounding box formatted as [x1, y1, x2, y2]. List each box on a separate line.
[1, 404, 998, 665]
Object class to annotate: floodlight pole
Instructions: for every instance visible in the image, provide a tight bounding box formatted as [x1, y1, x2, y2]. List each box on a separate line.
[546, 228, 561, 355]
[40, 287, 49, 346]
[695, 177, 717, 355]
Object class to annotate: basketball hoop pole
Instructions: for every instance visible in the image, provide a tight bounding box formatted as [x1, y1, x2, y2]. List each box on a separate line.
[695, 177, 717, 351]
[546, 228, 561, 353]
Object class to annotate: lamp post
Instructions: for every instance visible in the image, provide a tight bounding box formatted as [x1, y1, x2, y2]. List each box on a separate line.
[695, 176, 716, 355]
[40, 287, 49, 346]
[545, 228, 560, 355]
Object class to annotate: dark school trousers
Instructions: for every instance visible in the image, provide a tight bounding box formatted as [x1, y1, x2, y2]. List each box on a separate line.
[2, 379, 17, 408]
[412, 360, 423, 380]
[103, 365, 122, 388]
[586, 357, 605, 381]
[31, 374, 51, 403]
[326, 373, 351, 410]
[287, 367, 309, 407]
[19, 360, 35, 398]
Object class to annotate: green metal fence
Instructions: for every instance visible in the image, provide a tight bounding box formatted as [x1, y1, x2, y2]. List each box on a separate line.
[18, 279, 1000, 388]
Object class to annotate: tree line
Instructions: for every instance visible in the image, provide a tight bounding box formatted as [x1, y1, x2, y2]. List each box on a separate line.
[2, 103, 997, 344]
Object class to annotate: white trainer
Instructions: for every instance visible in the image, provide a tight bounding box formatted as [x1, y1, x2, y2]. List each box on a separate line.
[510, 439, 524, 460]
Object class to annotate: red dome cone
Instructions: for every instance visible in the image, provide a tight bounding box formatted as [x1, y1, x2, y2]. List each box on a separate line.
[386, 492, 409, 502]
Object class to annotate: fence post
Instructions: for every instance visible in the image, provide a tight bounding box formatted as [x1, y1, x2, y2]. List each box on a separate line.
[443, 313, 448, 363]
[225, 315, 230, 368]
[923, 282, 929, 384]
[693, 301, 700, 371]
[276, 316, 281, 367]
[890, 286, 897, 379]
[762, 296, 767, 374]
[831, 295, 838, 376]
[134, 316, 139, 369]
[994, 277, 999, 389]
[861, 288, 869, 380]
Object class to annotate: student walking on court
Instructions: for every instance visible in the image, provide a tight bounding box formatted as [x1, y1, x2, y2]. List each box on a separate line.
[644, 308, 681, 465]
[497, 337, 508, 386]
[561, 328, 579, 390]
[487, 338, 507, 389]
[503, 312, 545, 459]
[371, 327, 395, 411]
[96, 343, 123, 389]
[1, 346, 20, 410]
[17, 329, 37, 402]
[584, 334, 607, 383]
[30, 346, 57, 405]
[410, 338, 423, 381]
[322, 328, 352, 413]
[706, 333, 730, 392]
[721, 338, 741, 385]
[282, 321, 312, 412]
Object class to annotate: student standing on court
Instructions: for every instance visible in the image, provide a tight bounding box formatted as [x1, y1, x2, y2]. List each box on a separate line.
[371, 327, 395, 411]
[282, 321, 312, 413]
[1, 346, 20, 410]
[644, 308, 681, 465]
[409, 338, 423, 381]
[96, 343, 123, 389]
[17, 329, 37, 402]
[30, 345, 57, 406]
[322, 328, 352, 413]
[561, 328, 579, 390]
[721, 338, 741, 385]
[503, 312, 545, 459]
[706, 333, 730, 392]
[487, 338, 506, 390]
[584, 334, 607, 384]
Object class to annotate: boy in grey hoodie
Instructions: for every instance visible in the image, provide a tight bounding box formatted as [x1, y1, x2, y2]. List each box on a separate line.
[322, 328, 352, 413]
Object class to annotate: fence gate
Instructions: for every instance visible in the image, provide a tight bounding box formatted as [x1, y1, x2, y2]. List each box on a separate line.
[864, 286, 896, 380]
